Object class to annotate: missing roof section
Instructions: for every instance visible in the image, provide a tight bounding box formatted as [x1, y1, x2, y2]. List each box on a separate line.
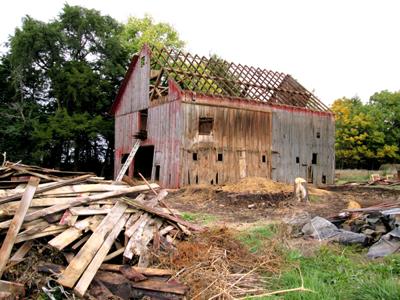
[149, 45, 330, 112]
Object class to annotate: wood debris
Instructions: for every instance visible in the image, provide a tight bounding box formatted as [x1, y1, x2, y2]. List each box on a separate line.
[0, 161, 203, 298]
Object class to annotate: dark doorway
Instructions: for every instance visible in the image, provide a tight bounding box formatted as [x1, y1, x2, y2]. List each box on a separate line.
[133, 145, 154, 179]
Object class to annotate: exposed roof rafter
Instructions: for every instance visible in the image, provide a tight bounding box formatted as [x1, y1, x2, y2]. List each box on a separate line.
[149, 46, 330, 112]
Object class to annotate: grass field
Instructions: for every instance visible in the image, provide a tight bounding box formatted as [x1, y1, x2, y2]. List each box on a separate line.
[234, 224, 400, 300]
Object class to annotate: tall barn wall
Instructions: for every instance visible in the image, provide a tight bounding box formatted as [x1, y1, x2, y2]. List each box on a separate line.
[180, 97, 272, 186]
[270, 107, 335, 185]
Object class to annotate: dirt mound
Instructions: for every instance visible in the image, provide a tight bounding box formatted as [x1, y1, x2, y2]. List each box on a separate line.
[221, 177, 293, 193]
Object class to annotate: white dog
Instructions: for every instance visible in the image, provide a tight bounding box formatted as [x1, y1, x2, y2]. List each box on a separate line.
[294, 177, 309, 203]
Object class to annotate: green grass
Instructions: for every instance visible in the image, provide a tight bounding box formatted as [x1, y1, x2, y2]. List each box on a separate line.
[180, 212, 218, 225]
[238, 224, 278, 253]
[263, 246, 400, 300]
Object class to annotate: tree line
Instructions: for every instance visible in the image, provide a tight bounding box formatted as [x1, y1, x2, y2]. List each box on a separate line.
[331, 91, 400, 169]
[0, 5, 184, 176]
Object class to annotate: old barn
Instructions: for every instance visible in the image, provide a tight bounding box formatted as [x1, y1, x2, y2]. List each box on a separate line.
[111, 45, 335, 188]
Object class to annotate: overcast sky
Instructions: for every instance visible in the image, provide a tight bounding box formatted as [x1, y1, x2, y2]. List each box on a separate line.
[1, 0, 399, 105]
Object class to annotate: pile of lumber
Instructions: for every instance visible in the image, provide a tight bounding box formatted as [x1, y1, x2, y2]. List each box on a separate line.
[0, 162, 203, 299]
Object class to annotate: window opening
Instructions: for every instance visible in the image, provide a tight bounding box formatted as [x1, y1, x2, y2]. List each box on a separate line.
[193, 153, 198, 161]
[217, 153, 223, 161]
[316, 132, 321, 139]
[199, 117, 213, 135]
[155, 165, 160, 181]
[262, 155, 266, 163]
[312, 153, 317, 165]
[216, 172, 219, 184]
[322, 175, 327, 184]
[140, 56, 145, 67]
[195, 175, 199, 184]
[296, 157, 300, 164]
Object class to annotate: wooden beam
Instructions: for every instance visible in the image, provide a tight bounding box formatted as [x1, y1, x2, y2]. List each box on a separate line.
[0, 183, 159, 229]
[48, 216, 102, 250]
[57, 201, 127, 288]
[0, 280, 25, 298]
[120, 197, 204, 232]
[74, 213, 130, 297]
[99, 264, 174, 276]
[0, 174, 91, 205]
[9, 241, 33, 263]
[0, 177, 39, 277]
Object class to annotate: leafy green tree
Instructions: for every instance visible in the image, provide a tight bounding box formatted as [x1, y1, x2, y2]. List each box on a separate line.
[332, 97, 399, 169]
[2, 5, 184, 176]
[120, 15, 184, 55]
[368, 90, 400, 150]
[8, 5, 127, 174]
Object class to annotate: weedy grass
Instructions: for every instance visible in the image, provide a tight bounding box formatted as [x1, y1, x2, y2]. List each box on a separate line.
[180, 212, 218, 225]
[238, 224, 278, 253]
[263, 245, 400, 300]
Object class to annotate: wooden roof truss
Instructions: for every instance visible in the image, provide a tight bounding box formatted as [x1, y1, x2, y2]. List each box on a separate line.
[149, 46, 330, 112]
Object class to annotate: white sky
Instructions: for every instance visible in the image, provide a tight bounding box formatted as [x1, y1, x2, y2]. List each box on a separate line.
[1, 0, 399, 106]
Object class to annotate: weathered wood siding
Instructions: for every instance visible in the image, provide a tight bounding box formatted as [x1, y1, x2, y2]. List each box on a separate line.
[147, 100, 182, 188]
[270, 107, 335, 185]
[180, 101, 272, 186]
[114, 47, 150, 117]
[114, 47, 150, 178]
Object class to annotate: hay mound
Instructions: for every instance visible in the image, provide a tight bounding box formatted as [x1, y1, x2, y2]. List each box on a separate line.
[155, 227, 282, 299]
[221, 177, 293, 193]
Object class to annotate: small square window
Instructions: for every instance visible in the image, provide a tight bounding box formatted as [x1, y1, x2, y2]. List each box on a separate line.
[296, 157, 299, 164]
[199, 117, 213, 135]
[217, 153, 223, 161]
[193, 153, 198, 161]
[316, 132, 321, 139]
[262, 155, 266, 163]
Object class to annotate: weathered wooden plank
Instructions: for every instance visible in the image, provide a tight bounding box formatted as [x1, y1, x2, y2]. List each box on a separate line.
[121, 197, 204, 232]
[0, 183, 158, 229]
[103, 247, 125, 262]
[38, 262, 174, 277]
[0, 177, 39, 277]
[48, 216, 102, 250]
[74, 213, 130, 297]
[7, 164, 63, 182]
[71, 235, 90, 250]
[57, 201, 127, 288]
[0, 280, 25, 298]
[69, 206, 137, 216]
[123, 215, 151, 259]
[9, 241, 33, 263]
[15, 226, 66, 243]
[99, 264, 174, 276]
[0, 174, 91, 205]
[41, 183, 131, 195]
[130, 279, 187, 295]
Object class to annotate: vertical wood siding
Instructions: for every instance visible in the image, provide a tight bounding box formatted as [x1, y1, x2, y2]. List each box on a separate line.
[180, 102, 272, 186]
[114, 48, 150, 117]
[146, 101, 182, 188]
[270, 107, 335, 185]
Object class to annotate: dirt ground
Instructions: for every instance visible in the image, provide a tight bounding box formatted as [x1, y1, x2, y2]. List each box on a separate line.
[165, 177, 400, 225]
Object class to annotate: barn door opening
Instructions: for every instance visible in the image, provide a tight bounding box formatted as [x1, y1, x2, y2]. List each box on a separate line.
[133, 145, 154, 179]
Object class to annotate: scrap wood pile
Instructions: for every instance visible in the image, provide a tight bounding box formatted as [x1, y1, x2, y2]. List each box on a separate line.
[0, 161, 204, 299]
